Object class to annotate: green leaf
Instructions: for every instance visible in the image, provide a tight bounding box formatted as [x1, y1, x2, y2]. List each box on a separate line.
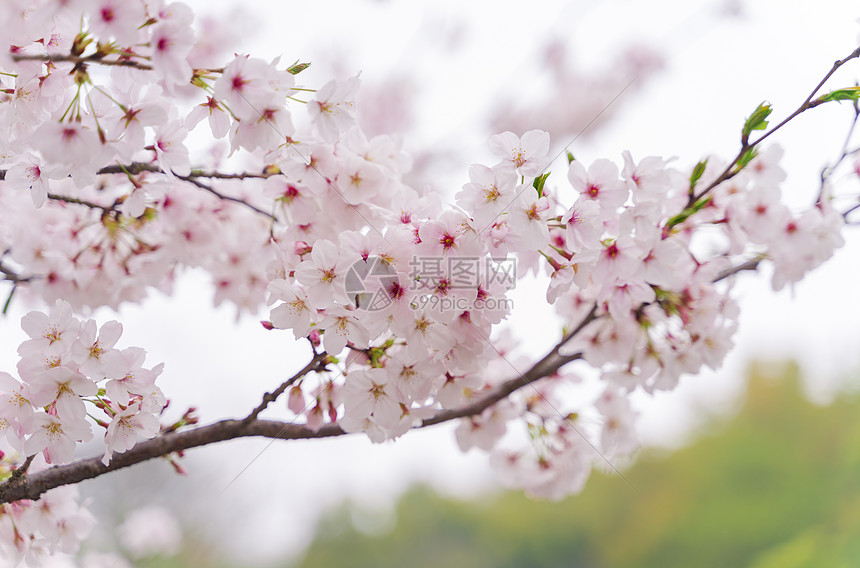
[735, 146, 759, 171]
[666, 195, 712, 229]
[814, 87, 860, 104]
[532, 172, 551, 198]
[566, 151, 575, 164]
[288, 62, 311, 75]
[70, 31, 93, 57]
[741, 102, 772, 144]
[689, 159, 708, 192]
[2, 285, 15, 316]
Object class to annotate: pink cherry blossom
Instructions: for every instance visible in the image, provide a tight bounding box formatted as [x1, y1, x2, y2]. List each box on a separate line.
[488, 130, 551, 177]
[568, 158, 628, 215]
[293, 239, 351, 309]
[71, 319, 125, 378]
[87, 0, 145, 45]
[102, 402, 160, 465]
[268, 280, 314, 339]
[310, 76, 360, 142]
[25, 413, 93, 465]
[342, 368, 402, 430]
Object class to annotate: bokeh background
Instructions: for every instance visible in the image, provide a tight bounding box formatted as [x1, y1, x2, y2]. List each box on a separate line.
[2, 0, 860, 566]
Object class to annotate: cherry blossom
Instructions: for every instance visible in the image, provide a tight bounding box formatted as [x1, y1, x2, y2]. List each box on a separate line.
[310, 76, 360, 142]
[293, 239, 351, 309]
[102, 402, 160, 465]
[340, 368, 403, 430]
[25, 413, 92, 465]
[0, 2, 854, 561]
[488, 130, 551, 176]
[86, 0, 145, 45]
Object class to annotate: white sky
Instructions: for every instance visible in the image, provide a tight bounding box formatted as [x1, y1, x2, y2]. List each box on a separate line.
[2, 0, 860, 564]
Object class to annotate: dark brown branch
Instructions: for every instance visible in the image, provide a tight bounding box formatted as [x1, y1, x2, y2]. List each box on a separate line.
[6, 455, 35, 484]
[553, 304, 599, 355]
[421, 352, 583, 427]
[180, 176, 276, 220]
[0, 163, 277, 219]
[713, 257, 764, 282]
[0, 419, 343, 504]
[92, 162, 273, 180]
[0, 342, 587, 504]
[100, 163, 277, 219]
[11, 53, 154, 70]
[10, 54, 229, 76]
[47, 193, 114, 213]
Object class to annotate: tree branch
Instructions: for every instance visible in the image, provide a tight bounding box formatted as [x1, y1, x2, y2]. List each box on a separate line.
[90, 162, 274, 180]
[0, 260, 31, 284]
[688, 46, 860, 207]
[0, 419, 342, 504]
[11, 53, 153, 70]
[179, 177, 276, 220]
[3, 250, 760, 503]
[0, 162, 277, 219]
[242, 352, 329, 424]
[47, 193, 115, 213]
[713, 257, 765, 282]
[421, 352, 583, 427]
[0, 343, 586, 504]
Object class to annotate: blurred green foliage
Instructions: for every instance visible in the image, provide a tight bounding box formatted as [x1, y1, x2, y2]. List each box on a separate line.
[294, 362, 860, 568]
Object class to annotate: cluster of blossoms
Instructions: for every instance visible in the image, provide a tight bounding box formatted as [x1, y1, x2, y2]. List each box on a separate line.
[1, 300, 165, 467]
[0, 459, 94, 566]
[267, 126, 846, 498]
[0, 299, 164, 563]
[0, 0, 854, 562]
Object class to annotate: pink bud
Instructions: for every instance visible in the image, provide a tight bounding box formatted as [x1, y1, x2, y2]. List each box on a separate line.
[287, 385, 305, 415]
[305, 404, 323, 430]
[168, 455, 187, 475]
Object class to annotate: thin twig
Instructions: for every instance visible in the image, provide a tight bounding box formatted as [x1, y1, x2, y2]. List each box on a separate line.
[11, 53, 153, 70]
[0, 261, 30, 283]
[819, 100, 860, 202]
[688, 46, 860, 207]
[554, 304, 599, 354]
[712, 257, 764, 282]
[243, 353, 328, 424]
[47, 193, 114, 213]
[91, 162, 274, 180]
[180, 176, 276, 220]
[0, 163, 276, 218]
[842, 202, 860, 220]
[5, 455, 35, 485]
